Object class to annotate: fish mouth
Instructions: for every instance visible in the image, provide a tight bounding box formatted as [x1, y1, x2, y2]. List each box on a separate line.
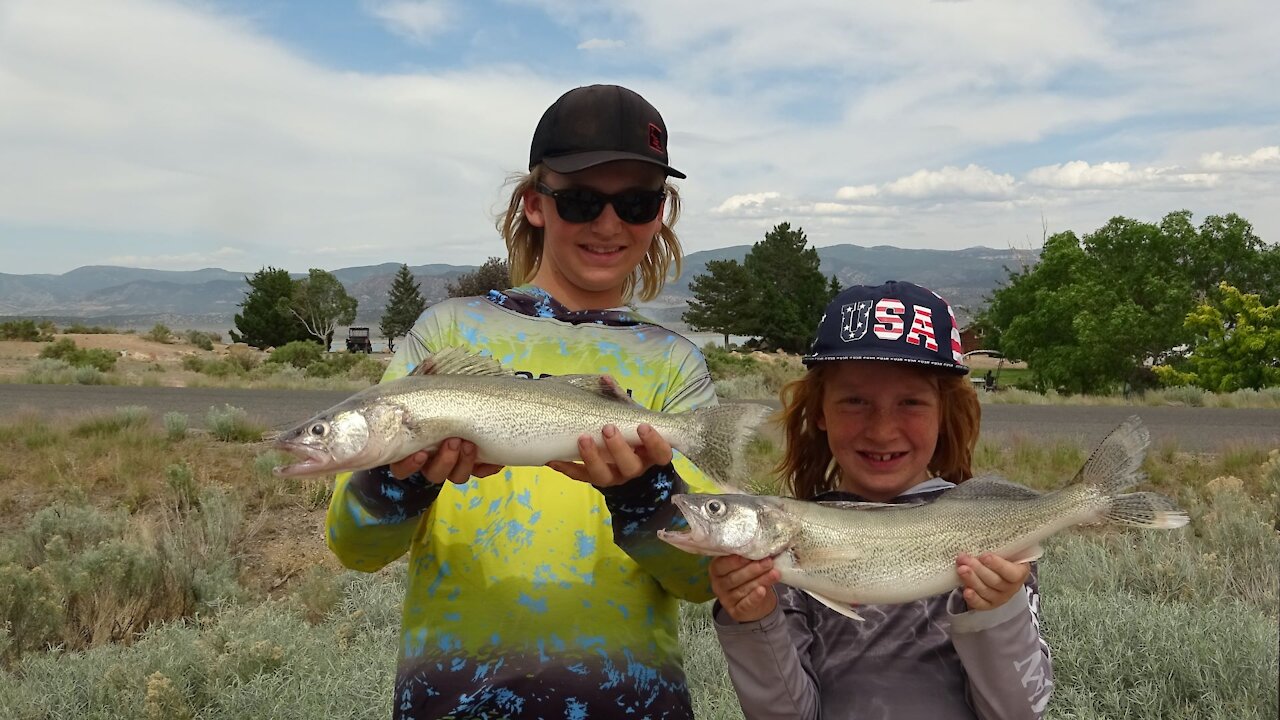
[271, 440, 338, 479]
[657, 495, 726, 556]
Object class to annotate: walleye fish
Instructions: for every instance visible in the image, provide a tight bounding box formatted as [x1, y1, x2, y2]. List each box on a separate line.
[272, 347, 769, 486]
[658, 416, 1188, 620]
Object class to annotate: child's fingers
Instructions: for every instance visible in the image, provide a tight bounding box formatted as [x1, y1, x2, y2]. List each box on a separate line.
[601, 424, 646, 479]
[636, 424, 673, 467]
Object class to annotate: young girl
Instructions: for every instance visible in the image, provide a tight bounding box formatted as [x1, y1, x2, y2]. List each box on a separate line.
[325, 84, 725, 719]
[710, 281, 1055, 719]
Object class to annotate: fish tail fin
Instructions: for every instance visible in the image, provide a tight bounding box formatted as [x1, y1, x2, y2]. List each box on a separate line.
[1076, 415, 1150, 496]
[1105, 492, 1190, 529]
[684, 403, 770, 489]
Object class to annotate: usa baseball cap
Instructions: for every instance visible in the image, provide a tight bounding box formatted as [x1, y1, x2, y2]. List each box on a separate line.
[529, 84, 686, 179]
[803, 281, 969, 374]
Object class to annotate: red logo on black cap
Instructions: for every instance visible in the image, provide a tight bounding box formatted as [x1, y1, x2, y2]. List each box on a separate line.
[648, 123, 663, 153]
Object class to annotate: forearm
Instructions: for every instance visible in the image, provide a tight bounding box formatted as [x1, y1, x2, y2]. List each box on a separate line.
[596, 454, 715, 602]
[324, 467, 442, 572]
[950, 587, 1055, 719]
[713, 602, 821, 720]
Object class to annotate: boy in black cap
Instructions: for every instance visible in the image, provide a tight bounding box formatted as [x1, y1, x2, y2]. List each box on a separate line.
[707, 281, 1055, 719]
[325, 85, 739, 719]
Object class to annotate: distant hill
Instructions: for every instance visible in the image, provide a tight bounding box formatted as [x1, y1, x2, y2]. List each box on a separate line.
[0, 245, 1037, 331]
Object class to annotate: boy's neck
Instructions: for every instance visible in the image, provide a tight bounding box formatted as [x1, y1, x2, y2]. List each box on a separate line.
[528, 273, 624, 311]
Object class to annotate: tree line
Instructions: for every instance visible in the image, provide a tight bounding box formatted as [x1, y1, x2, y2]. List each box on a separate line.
[231, 261, 509, 350]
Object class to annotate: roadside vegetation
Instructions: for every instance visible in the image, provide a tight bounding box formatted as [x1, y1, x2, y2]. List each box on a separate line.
[0, 409, 1274, 719]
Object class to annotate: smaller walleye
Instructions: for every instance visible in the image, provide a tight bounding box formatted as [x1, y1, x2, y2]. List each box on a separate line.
[272, 347, 769, 486]
[658, 416, 1188, 620]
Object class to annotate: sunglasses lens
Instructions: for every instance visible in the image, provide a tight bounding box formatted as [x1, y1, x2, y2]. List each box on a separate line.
[613, 190, 664, 224]
[552, 189, 605, 223]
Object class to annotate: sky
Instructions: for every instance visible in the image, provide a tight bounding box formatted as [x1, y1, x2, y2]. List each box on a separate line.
[1, 0, 1278, 276]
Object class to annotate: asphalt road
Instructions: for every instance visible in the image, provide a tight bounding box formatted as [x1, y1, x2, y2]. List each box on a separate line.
[1, 383, 1277, 452]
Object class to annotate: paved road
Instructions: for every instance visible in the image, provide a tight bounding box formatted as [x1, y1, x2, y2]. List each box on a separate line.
[1, 383, 1277, 452]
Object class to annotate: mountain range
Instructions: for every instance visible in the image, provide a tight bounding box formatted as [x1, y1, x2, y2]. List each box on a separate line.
[0, 245, 1038, 331]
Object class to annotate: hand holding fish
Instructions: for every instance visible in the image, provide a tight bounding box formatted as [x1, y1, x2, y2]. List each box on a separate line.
[388, 438, 505, 485]
[955, 553, 1030, 611]
[710, 555, 781, 623]
[546, 423, 674, 488]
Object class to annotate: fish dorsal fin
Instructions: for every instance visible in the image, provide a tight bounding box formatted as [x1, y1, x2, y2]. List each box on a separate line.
[802, 589, 865, 622]
[410, 347, 509, 377]
[816, 500, 912, 510]
[552, 374, 637, 404]
[934, 475, 1043, 503]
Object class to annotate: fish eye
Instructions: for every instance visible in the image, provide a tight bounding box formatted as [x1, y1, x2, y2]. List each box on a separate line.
[309, 422, 329, 437]
[706, 499, 726, 517]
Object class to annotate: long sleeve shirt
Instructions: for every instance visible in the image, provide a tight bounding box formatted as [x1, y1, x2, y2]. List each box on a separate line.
[324, 286, 722, 720]
[714, 480, 1055, 720]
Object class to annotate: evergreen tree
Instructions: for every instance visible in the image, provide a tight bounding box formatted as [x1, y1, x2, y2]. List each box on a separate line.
[381, 264, 428, 343]
[742, 222, 829, 353]
[683, 259, 752, 347]
[230, 267, 309, 349]
[448, 257, 510, 298]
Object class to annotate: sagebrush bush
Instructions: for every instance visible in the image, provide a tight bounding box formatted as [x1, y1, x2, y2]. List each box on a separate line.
[38, 338, 118, 372]
[163, 412, 188, 441]
[205, 405, 265, 443]
[184, 330, 214, 351]
[145, 324, 173, 344]
[0, 319, 42, 341]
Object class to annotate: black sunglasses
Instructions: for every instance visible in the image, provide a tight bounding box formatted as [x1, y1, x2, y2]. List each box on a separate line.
[535, 182, 666, 225]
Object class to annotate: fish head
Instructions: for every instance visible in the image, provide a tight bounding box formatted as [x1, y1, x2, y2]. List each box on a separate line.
[272, 403, 404, 478]
[658, 494, 797, 560]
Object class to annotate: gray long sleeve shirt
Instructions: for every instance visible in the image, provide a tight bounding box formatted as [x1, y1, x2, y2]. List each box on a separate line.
[713, 481, 1054, 720]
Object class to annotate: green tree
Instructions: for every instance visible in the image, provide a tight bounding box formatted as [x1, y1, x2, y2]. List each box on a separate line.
[380, 264, 428, 344]
[742, 222, 830, 353]
[283, 269, 358, 351]
[229, 267, 309, 349]
[1155, 283, 1280, 391]
[979, 211, 1279, 394]
[827, 275, 843, 299]
[683, 259, 753, 347]
[448, 257, 510, 298]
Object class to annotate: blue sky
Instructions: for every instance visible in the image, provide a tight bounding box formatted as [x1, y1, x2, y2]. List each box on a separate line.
[1, 0, 1277, 275]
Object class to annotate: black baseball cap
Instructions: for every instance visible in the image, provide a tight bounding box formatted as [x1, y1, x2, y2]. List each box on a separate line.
[803, 281, 969, 374]
[529, 84, 686, 179]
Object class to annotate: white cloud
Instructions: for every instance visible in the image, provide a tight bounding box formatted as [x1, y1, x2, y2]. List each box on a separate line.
[712, 192, 782, 215]
[363, 0, 453, 43]
[1026, 161, 1220, 190]
[1199, 145, 1280, 172]
[106, 246, 246, 269]
[882, 165, 1016, 201]
[835, 184, 879, 201]
[577, 38, 625, 51]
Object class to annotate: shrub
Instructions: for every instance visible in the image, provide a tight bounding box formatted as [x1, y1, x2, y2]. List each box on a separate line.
[0, 319, 41, 341]
[267, 340, 325, 370]
[225, 345, 262, 372]
[145, 324, 173, 344]
[163, 412, 188, 441]
[70, 407, 151, 438]
[165, 463, 199, 512]
[185, 330, 214, 351]
[63, 323, 118, 334]
[205, 405, 265, 443]
[38, 338, 118, 372]
[181, 355, 207, 373]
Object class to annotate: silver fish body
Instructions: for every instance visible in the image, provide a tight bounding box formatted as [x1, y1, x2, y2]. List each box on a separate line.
[273, 347, 768, 485]
[659, 417, 1188, 609]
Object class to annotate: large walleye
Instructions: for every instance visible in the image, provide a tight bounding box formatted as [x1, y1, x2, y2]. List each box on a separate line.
[272, 347, 769, 485]
[658, 417, 1188, 620]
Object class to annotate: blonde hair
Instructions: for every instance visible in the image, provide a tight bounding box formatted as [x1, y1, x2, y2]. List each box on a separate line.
[777, 363, 981, 500]
[495, 164, 684, 304]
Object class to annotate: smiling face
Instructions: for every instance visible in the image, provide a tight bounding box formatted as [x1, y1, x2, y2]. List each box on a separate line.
[817, 360, 943, 501]
[522, 160, 665, 310]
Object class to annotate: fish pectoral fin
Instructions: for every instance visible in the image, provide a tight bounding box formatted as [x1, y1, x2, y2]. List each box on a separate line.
[553, 374, 637, 404]
[803, 590, 865, 622]
[935, 475, 1043, 502]
[411, 347, 510, 377]
[1006, 544, 1045, 563]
